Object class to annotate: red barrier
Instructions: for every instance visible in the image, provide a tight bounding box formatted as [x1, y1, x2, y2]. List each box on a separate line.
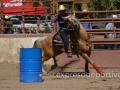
[3, 0, 46, 14]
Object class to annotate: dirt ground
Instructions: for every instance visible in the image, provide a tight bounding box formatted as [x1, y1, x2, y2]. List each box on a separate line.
[0, 61, 120, 90]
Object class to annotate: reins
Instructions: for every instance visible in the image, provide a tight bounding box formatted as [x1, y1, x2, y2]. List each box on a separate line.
[63, 19, 90, 45]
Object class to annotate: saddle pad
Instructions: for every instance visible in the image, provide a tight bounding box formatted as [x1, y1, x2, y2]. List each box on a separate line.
[52, 32, 64, 45]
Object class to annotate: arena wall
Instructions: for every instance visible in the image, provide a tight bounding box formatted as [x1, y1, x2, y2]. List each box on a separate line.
[0, 37, 39, 63]
[0, 37, 120, 68]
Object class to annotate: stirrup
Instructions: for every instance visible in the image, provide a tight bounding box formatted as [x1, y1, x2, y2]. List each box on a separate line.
[67, 52, 72, 58]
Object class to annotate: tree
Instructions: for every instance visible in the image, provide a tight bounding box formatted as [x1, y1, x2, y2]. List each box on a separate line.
[88, 0, 120, 18]
[89, 0, 120, 10]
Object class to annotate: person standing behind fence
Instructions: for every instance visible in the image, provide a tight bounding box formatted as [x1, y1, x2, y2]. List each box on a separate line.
[104, 15, 118, 49]
[4, 15, 14, 34]
[81, 9, 93, 38]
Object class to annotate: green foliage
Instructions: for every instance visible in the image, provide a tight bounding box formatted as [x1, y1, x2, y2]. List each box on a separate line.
[42, 2, 50, 7]
[89, 0, 120, 10]
[88, 0, 120, 18]
[74, 4, 81, 11]
[28, 0, 39, 7]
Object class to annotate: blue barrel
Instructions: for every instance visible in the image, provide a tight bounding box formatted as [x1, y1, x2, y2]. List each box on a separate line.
[20, 48, 42, 83]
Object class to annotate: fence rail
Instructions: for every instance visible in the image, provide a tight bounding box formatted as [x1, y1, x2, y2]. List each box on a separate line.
[0, 0, 120, 48]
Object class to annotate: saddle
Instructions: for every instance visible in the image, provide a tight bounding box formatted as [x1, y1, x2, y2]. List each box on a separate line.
[52, 32, 64, 46]
[52, 31, 80, 58]
[52, 31, 74, 46]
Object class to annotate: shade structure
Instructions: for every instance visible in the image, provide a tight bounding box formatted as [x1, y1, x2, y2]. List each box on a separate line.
[3, 0, 47, 14]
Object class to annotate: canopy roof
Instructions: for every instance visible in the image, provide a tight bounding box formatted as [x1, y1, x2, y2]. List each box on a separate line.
[3, 0, 47, 14]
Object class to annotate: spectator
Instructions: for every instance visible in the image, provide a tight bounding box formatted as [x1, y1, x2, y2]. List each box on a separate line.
[104, 15, 118, 49]
[4, 15, 14, 34]
[81, 9, 93, 38]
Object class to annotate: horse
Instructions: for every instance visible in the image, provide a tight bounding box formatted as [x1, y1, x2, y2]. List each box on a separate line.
[34, 14, 104, 75]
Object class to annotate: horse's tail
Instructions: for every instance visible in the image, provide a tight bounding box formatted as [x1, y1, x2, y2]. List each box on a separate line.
[33, 40, 37, 48]
[33, 36, 46, 48]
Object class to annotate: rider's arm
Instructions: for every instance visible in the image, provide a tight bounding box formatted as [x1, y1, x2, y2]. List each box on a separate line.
[51, 16, 58, 25]
[51, 15, 58, 32]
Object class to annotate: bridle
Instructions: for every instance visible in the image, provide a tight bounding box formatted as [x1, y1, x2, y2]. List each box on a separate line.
[62, 18, 80, 30]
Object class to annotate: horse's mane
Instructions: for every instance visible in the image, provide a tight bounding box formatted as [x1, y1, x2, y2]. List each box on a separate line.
[66, 14, 89, 41]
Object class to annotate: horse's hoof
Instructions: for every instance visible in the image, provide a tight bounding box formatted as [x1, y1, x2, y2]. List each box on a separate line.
[99, 71, 104, 75]
[48, 67, 62, 76]
[93, 64, 104, 75]
[96, 69, 104, 75]
[85, 70, 90, 75]
[85, 70, 89, 73]
[47, 71, 55, 76]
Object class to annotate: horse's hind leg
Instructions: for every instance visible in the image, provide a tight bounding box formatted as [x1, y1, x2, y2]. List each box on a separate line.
[42, 54, 58, 70]
[42, 55, 51, 75]
[42, 55, 51, 63]
[81, 53, 104, 75]
[49, 56, 62, 75]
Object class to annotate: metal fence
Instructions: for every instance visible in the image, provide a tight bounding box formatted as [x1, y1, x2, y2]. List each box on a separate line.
[0, 0, 53, 34]
[0, 0, 120, 49]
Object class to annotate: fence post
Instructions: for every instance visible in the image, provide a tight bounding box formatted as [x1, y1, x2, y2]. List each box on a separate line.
[0, 0, 4, 34]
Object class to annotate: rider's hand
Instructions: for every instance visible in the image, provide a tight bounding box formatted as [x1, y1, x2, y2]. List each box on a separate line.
[52, 23, 55, 27]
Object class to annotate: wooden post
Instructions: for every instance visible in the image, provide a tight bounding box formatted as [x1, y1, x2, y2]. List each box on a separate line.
[0, 0, 4, 34]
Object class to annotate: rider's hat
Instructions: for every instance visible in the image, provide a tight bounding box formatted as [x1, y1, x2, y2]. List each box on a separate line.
[58, 5, 66, 11]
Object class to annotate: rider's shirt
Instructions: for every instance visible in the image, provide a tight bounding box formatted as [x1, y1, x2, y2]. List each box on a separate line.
[51, 13, 68, 28]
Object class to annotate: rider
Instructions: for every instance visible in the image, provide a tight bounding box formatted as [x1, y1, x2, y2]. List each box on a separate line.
[51, 5, 72, 57]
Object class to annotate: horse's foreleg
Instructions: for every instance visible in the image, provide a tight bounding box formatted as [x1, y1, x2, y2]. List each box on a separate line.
[42, 55, 51, 75]
[81, 53, 104, 75]
[85, 52, 91, 73]
[85, 61, 89, 73]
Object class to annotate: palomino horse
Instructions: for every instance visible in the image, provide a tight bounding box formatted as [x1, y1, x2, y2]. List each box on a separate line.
[36, 14, 104, 75]
[33, 36, 55, 75]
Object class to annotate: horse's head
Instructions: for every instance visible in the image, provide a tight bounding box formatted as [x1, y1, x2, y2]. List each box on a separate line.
[64, 14, 80, 30]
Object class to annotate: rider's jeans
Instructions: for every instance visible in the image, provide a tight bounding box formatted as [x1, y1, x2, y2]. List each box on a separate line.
[59, 30, 69, 53]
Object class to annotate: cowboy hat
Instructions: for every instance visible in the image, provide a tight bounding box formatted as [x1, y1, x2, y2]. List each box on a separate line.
[58, 5, 66, 11]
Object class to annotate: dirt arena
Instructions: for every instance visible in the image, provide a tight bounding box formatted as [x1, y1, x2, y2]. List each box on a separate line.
[0, 61, 120, 90]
